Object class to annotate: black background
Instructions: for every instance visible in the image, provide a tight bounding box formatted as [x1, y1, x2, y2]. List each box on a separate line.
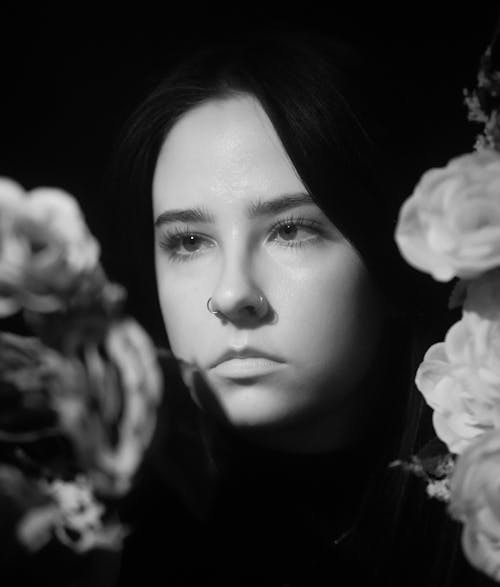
[0, 4, 499, 338]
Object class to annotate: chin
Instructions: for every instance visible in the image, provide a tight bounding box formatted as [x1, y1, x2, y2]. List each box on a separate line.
[216, 385, 303, 429]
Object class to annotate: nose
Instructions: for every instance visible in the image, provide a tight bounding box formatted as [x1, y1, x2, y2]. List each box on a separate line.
[208, 254, 270, 325]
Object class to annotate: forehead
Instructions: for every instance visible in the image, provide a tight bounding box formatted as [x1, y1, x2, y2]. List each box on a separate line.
[152, 95, 305, 209]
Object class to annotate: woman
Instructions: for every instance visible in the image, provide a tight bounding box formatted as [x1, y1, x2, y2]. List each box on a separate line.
[113, 32, 494, 586]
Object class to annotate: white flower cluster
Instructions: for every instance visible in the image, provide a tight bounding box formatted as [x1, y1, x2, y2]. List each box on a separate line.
[395, 149, 500, 581]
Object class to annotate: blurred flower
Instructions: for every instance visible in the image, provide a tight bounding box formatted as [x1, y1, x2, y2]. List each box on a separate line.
[0, 316, 163, 498]
[464, 43, 500, 152]
[395, 150, 500, 281]
[426, 477, 452, 502]
[11, 472, 126, 553]
[53, 319, 163, 496]
[0, 177, 100, 316]
[46, 476, 126, 552]
[0, 464, 56, 553]
[416, 314, 500, 454]
[0, 320, 162, 554]
[0, 177, 164, 562]
[449, 429, 500, 582]
[99, 319, 163, 493]
[17, 502, 61, 552]
[390, 440, 454, 503]
[24, 275, 128, 355]
[0, 332, 82, 445]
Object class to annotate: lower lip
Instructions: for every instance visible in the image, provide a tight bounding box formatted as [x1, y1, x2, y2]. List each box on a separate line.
[212, 357, 285, 379]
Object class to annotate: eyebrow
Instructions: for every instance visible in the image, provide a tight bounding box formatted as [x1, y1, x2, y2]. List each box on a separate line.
[154, 192, 314, 227]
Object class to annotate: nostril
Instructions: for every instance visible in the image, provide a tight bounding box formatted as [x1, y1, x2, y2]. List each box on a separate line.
[208, 292, 269, 323]
[240, 295, 267, 318]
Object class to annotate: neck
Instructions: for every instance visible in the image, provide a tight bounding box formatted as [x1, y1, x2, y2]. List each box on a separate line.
[234, 399, 374, 455]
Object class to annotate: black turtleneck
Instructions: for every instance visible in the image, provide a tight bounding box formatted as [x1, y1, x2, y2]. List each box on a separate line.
[118, 418, 394, 587]
[116, 353, 497, 587]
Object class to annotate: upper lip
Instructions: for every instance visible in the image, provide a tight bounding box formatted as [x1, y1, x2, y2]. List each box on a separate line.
[209, 347, 285, 368]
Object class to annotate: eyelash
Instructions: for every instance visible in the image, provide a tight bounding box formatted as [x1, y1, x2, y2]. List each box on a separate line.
[157, 225, 207, 263]
[157, 215, 323, 263]
[268, 215, 322, 247]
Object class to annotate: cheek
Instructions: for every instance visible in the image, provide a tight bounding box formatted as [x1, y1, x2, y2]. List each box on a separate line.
[155, 264, 211, 358]
[280, 253, 383, 375]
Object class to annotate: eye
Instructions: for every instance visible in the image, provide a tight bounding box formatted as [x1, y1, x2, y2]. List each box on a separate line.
[276, 222, 300, 241]
[268, 216, 322, 247]
[157, 228, 215, 261]
[178, 234, 204, 252]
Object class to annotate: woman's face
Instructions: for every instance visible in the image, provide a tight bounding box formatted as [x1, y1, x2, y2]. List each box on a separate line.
[153, 94, 386, 451]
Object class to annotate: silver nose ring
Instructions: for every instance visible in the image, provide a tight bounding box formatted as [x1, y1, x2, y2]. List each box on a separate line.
[207, 297, 224, 318]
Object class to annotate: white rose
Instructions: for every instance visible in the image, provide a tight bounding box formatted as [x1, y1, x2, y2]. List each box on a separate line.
[449, 430, 500, 582]
[416, 314, 500, 454]
[395, 150, 500, 281]
[0, 178, 100, 315]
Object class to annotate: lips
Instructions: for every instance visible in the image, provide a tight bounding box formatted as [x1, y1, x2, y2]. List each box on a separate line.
[208, 347, 286, 379]
[209, 347, 285, 368]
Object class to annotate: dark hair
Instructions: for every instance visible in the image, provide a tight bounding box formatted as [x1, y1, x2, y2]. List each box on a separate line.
[113, 31, 462, 585]
[118, 31, 439, 309]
